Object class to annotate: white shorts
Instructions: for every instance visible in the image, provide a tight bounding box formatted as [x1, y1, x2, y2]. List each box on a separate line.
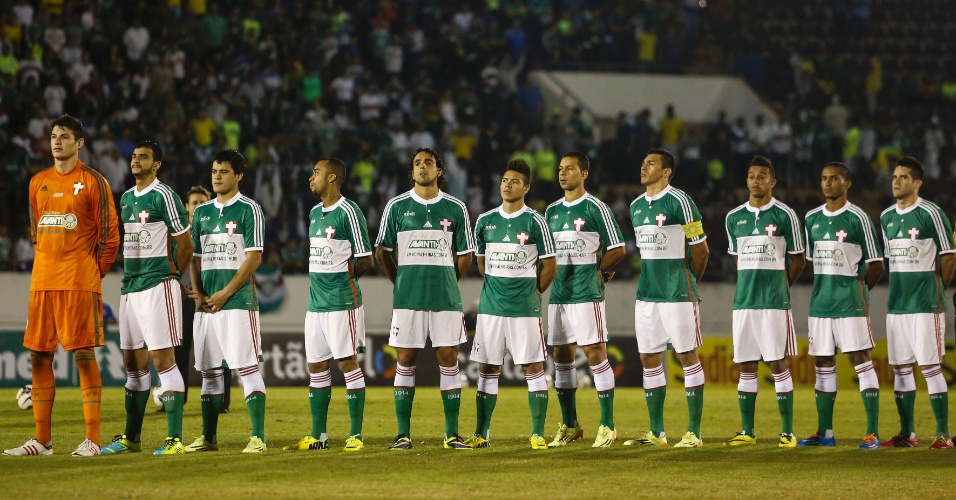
[471, 314, 546, 366]
[732, 309, 796, 363]
[304, 307, 366, 363]
[119, 279, 182, 351]
[886, 313, 945, 366]
[194, 308, 262, 371]
[634, 300, 701, 354]
[547, 302, 608, 347]
[389, 309, 466, 348]
[808, 316, 874, 356]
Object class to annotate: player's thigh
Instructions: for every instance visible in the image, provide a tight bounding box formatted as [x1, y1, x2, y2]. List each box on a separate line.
[211, 309, 262, 370]
[635, 300, 669, 354]
[472, 314, 506, 365]
[389, 309, 427, 348]
[807, 317, 838, 357]
[547, 303, 576, 346]
[193, 312, 225, 371]
[25, 291, 57, 352]
[732, 309, 762, 363]
[354, 306, 367, 353]
[736, 309, 794, 362]
[56, 291, 105, 351]
[119, 293, 145, 350]
[660, 301, 702, 354]
[426, 310, 466, 347]
[886, 314, 917, 365]
[131, 280, 183, 351]
[560, 302, 607, 347]
[305, 309, 360, 363]
[304, 311, 334, 363]
[831, 316, 875, 354]
[907, 313, 945, 366]
[504, 316, 546, 366]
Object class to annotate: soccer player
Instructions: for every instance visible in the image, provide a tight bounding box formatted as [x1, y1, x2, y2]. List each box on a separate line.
[185, 149, 268, 453]
[283, 158, 372, 452]
[879, 156, 955, 449]
[798, 162, 884, 449]
[722, 156, 805, 448]
[626, 149, 709, 448]
[467, 159, 557, 450]
[375, 147, 475, 450]
[4, 115, 119, 457]
[544, 152, 626, 448]
[100, 141, 194, 456]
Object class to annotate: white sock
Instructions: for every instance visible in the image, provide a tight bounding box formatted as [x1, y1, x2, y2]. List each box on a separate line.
[554, 362, 577, 390]
[815, 366, 837, 393]
[643, 365, 667, 390]
[126, 368, 151, 392]
[440, 364, 461, 392]
[525, 370, 547, 393]
[590, 360, 615, 392]
[773, 369, 794, 394]
[309, 370, 332, 390]
[738, 372, 758, 393]
[893, 367, 916, 392]
[684, 362, 705, 389]
[477, 372, 500, 395]
[855, 361, 879, 392]
[395, 364, 416, 388]
[922, 366, 947, 395]
[344, 368, 366, 391]
[200, 369, 224, 395]
[238, 365, 266, 397]
[158, 364, 185, 394]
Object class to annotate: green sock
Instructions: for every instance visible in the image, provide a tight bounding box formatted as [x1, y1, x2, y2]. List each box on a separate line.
[200, 394, 223, 442]
[555, 388, 578, 427]
[929, 392, 949, 435]
[686, 385, 704, 436]
[598, 389, 614, 429]
[475, 392, 497, 438]
[394, 387, 415, 437]
[815, 391, 836, 436]
[245, 393, 266, 440]
[776, 391, 794, 435]
[309, 388, 332, 438]
[894, 391, 916, 436]
[346, 388, 365, 437]
[441, 389, 462, 437]
[124, 389, 150, 442]
[645, 386, 667, 436]
[738, 392, 757, 436]
[529, 391, 548, 436]
[861, 389, 880, 436]
[162, 392, 185, 438]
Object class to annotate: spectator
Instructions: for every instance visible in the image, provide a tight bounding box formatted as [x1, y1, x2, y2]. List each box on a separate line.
[13, 223, 33, 272]
[122, 18, 150, 65]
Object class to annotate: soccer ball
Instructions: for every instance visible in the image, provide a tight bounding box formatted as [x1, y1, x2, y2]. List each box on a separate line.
[152, 385, 164, 408]
[16, 384, 33, 410]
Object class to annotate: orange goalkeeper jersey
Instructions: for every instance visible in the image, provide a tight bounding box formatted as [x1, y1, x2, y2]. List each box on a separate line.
[29, 161, 120, 292]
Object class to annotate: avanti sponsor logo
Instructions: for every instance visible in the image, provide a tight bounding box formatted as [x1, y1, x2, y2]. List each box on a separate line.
[204, 241, 239, 255]
[555, 239, 587, 252]
[889, 246, 919, 258]
[310, 246, 334, 259]
[741, 243, 776, 257]
[638, 232, 667, 246]
[813, 248, 845, 261]
[489, 250, 528, 265]
[37, 213, 78, 229]
[408, 238, 448, 251]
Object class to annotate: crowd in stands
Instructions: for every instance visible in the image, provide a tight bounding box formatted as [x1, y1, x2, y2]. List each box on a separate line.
[2, 0, 955, 283]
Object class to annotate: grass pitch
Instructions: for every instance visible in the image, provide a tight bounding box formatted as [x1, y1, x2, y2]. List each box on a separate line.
[1, 385, 953, 499]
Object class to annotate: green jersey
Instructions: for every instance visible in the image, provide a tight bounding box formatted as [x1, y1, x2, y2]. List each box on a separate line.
[307, 197, 372, 312]
[805, 202, 882, 318]
[375, 190, 474, 311]
[630, 185, 706, 302]
[545, 193, 625, 304]
[120, 179, 190, 294]
[725, 198, 804, 310]
[191, 193, 264, 311]
[475, 205, 556, 317]
[880, 198, 954, 314]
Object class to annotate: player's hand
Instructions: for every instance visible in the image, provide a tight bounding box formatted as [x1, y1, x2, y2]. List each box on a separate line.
[602, 271, 615, 283]
[192, 293, 209, 312]
[203, 290, 229, 312]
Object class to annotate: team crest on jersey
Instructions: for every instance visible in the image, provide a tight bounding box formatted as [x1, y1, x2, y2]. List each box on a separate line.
[574, 217, 586, 231]
[138, 210, 150, 224]
[225, 221, 238, 235]
[517, 232, 529, 245]
[324, 226, 336, 239]
[835, 229, 848, 242]
[440, 218, 452, 232]
[73, 182, 85, 195]
[765, 224, 777, 236]
[655, 214, 666, 227]
[908, 228, 920, 240]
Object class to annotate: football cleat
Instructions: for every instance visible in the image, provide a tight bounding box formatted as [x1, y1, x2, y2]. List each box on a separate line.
[623, 430, 667, 447]
[547, 423, 584, 447]
[443, 434, 471, 449]
[242, 436, 267, 453]
[3, 438, 53, 456]
[530, 434, 548, 450]
[71, 439, 101, 457]
[388, 434, 412, 451]
[184, 435, 219, 453]
[592, 425, 617, 448]
[464, 434, 490, 449]
[779, 433, 797, 448]
[100, 434, 143, 455]
[796, 432, 836, 447]
[929, 435, 954, 449]
[880, 434, 918, 448]
[153, 436, 186, 455]
[343, 435, 363, 452]
[723, 431, 756, 446]
[859, 434, 880, 450]
[283, 435, 329, 451]
[674, 431, 703, 448]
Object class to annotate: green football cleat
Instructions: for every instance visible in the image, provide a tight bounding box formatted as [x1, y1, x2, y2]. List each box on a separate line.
[153, 436, 186, 456]
[547, 423, 584, 447]
[100, 434, 142, 455]
[464, 434, 490, 448]
[283, 435, 329, 451]
[778, 433, 797, 448]
[343, 435, 363, 452]
[674, 431, 703, 448]
[723, 431, 757, 446]
[623, 430, 667, 447]
[184, 435, 219, 453]
[242, 436, 267, 454]
[592, 425, 617, 448]
[530, 434, 548, 450]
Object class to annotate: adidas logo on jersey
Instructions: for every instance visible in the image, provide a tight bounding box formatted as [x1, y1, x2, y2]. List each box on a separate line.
[643, 217, 649, 223]
[824, 233, 830, 239]
[896, 231, 903, 238]
[129, 213, 135, 221]
[502, 235, 511, 242]
[214, 225, 220, 232]
[423, 220, 433, 228]
[40, 185, 48, 191]
[751, 228, 759, 235]
[562, 222, 569, 229]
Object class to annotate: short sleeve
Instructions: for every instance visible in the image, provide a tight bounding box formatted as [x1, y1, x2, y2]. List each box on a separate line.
[532, 212, 556, 258]
[244, 200, 265, 252]
[345, 202, 372, 257]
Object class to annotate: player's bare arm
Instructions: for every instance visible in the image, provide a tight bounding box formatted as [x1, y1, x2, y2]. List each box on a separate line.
[864, 260, 884, 289]
[172, 231, 194, 291]
[204, 250, 262, 311]
[537, 256, 556, 293]
[375, 247, 397, 283]
[188, 255, 207, 310]
[940, 252, 956, 289]
[691, 240, 710, 282]
[787, 252, 806, 286]
[600, 245, 626, 282]
[455, 251, 473, 281]
[476, 256, 486, 277]
[353, 254, 374, 278]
